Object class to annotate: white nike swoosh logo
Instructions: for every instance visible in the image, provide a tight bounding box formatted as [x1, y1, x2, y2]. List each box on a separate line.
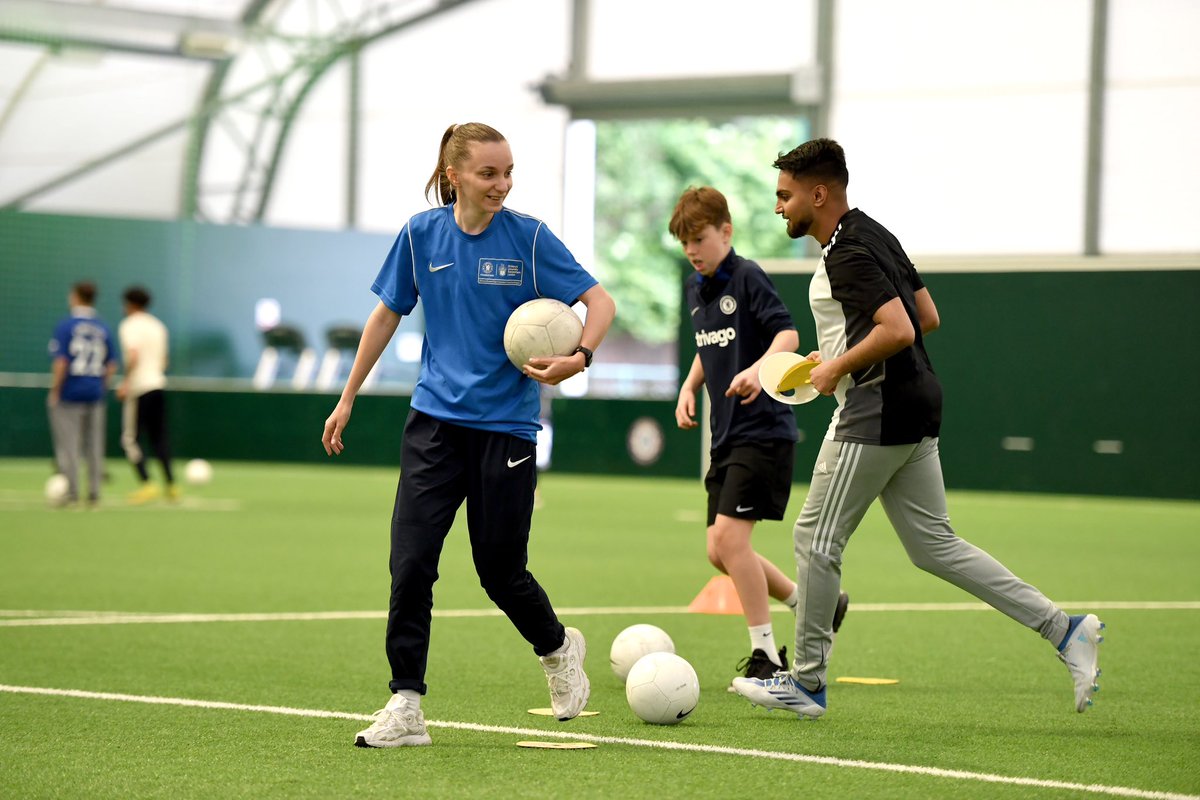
[429, 262, 454, 272]
[736, 505, 754, 513]
[690, 307, 700, 315]
[507, 456, 532, 468]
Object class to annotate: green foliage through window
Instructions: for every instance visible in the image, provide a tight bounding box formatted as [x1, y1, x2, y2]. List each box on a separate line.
[593, 115, 810, 343]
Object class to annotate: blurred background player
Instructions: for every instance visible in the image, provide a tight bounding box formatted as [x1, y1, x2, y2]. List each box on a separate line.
[733, 138, 1103, 718]
[117, 286, 178, 504]
[322, 122, 616, 748]
[669, 186, 848, 686]
[47, 280, 117, 508]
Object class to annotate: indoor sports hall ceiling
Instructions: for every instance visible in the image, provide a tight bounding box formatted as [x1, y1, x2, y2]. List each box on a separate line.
[1, 0, 1197, 256]
[0, 0, 485, 224]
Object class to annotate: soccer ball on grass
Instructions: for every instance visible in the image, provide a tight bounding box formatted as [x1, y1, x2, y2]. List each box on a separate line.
[625, 651, 700, 725]
[184, 458, 213, 485]
[44, 473, 70, 506]
[609, 623, 675, 682]
[503, 298, 583, 370]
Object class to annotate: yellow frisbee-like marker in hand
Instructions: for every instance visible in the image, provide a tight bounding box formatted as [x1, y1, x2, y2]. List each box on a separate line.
[758, 352, 821, 405]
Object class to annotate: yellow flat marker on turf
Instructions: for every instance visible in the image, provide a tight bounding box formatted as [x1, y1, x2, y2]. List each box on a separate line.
[758, 352, 821, 405]
[516, 741, 597, 750]
[527, 708, 600, 717]
[836, 677, 900, 685]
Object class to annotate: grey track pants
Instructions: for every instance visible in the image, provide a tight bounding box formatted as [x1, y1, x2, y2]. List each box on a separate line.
[791, 436, 1070, 691]
[48, 398, 106, 502]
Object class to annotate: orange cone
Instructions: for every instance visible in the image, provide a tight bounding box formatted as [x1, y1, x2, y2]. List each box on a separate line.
[687, 575, 744, 615]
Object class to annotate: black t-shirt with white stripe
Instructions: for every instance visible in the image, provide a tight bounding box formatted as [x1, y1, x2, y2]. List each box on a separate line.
[686, 249, 798, 449]
[810, 209, 942, 445]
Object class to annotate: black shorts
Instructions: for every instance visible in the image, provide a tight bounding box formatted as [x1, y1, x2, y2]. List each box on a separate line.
[705, 439, 795, 526]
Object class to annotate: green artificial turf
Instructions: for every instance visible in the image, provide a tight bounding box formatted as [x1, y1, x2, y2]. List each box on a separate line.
[2, 458, 1198, 799]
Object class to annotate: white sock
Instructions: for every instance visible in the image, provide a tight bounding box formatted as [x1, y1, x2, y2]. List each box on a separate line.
[749, 623, 782, 666]
[783, 585, 799, 611]
[397, 689, 420, 708]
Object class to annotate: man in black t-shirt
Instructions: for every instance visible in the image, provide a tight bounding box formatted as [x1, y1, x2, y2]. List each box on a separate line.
[671, 186, 848, 687]
[732, 140, 1104, 719]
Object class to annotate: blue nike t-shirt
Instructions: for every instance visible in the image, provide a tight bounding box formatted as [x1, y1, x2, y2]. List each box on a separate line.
[372, 204, 597, 441]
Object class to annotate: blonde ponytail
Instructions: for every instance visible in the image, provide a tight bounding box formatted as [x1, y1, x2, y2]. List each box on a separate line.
[423, 122, 507, 206]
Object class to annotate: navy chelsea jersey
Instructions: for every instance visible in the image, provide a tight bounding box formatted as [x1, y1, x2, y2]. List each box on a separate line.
[372, 204, 597, 441]
[685, 249, 798, 449]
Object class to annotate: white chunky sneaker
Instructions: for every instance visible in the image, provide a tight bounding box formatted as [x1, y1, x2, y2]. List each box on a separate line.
[354, 693, 432, 748]
[540, 626, 590, 721]
[1057, 613, 1105, 713]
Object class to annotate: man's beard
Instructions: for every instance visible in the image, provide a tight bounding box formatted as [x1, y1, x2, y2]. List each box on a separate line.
[787, 218, 811, 239]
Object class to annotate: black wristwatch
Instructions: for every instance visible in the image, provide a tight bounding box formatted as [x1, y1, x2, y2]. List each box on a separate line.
[572, 345, 594, 368]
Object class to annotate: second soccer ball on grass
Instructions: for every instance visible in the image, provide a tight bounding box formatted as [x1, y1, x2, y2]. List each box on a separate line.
[625, 651, 700, 725]
[503, 298, 583, 370]
[609, 623, 675, 682]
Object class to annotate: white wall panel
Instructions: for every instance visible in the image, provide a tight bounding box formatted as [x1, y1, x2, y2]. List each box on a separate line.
[831, 0, 1091, 254]
[357, 0, 572, 234]
[1101, 0, 1200, 252]
[835, 92, 1087, 255]
[587, 0, 817, 80]
[836, 0, 1090, 92]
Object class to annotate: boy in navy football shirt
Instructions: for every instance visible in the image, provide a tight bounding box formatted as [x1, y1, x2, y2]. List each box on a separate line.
[671, 187, 847, 686]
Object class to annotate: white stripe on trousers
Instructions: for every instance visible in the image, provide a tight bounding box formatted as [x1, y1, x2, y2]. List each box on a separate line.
[813, 441, 863, 555]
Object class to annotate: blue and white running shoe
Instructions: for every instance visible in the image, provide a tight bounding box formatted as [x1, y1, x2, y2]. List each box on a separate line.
[732, 671, 826, 719]
[1058, 613, 1105, 713]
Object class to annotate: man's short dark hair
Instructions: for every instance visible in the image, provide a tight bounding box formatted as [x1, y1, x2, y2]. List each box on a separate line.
[72, 281, 97, 305]
[774, 138, 850, 188]
[123, 286, 151, 309]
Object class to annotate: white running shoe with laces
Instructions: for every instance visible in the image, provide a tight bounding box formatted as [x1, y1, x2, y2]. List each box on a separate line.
[354, 693, 432, 748]
[540, 626, 590, 721]
[1058, 613, 1105, 713]
[732, 671, 827, 719]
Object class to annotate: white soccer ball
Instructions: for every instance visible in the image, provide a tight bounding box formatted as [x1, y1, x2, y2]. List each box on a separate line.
[503, 298, 583, 370]
[184, 458, 213, 485]
[625, 651, 700, 725]
[610, 623, 675, 682]
[44, 473, 70, 506]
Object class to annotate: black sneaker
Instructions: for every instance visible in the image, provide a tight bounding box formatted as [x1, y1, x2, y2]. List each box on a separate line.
[735, 646, 788, 681]
[832, 591, 850, 633]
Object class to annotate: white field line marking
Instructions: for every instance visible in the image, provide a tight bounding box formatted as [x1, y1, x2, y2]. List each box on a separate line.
[0, 497, 242, 512]
[1, 601, 1198, 628]
[0, 684, 1194, 800]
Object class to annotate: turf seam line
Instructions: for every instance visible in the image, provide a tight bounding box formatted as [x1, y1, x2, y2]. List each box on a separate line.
[0, 684, 1194, 800]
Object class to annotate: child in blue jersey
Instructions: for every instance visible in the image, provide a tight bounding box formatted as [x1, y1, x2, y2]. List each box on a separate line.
[322, 122, 616, 748]
[47, 281, 118, 507]
[670, 187, 849, 687]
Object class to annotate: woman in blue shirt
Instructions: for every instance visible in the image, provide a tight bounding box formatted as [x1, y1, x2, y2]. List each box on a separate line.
[322, 122, 615, 748]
